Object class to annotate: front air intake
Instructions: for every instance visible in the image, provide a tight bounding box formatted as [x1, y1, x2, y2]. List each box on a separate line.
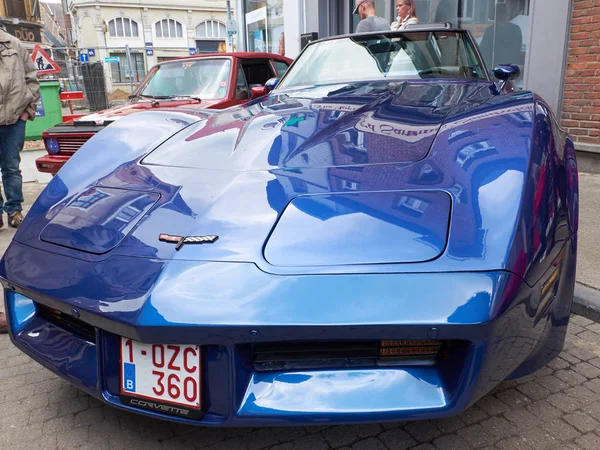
[252, 339, 449, 372]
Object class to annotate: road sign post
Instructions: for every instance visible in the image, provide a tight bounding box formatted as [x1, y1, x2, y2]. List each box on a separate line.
[226, 1, 236, 52]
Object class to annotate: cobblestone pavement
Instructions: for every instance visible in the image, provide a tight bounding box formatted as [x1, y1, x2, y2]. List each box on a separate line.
[1, 315, 600, 450]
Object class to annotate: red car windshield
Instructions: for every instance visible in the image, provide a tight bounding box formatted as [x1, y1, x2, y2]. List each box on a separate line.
[139, 58, 232, 100]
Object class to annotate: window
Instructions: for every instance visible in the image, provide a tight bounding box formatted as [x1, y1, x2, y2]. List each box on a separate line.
[396, 195, 431, 216]
[462, 0, 476, 22]
[155, 19, 184, 39]
[195, 20, 226, 54]
[110, 53, 145, 84]
[236, 65, 250, 99]
[138, 58, 232, 100]
[72, 190, 109, 209]
[278, 32, 487, 90]
[196, 20, 227, 39]
[108, 18, 139, 38]
[272, 60, 289, 77]
[241, 59, 276, 87]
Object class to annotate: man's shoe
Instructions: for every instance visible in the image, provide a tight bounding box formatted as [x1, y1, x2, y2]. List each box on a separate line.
[8, 211, 24, 228]
[0, 312, 8, 334]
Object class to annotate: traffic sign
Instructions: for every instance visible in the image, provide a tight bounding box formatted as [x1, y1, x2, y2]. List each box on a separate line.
[146, 49, 154, 56]
[30, 45, 61, 75]
[226, 19, 237, 35]
[79, 53, 89, 63]
[88, 48, 96, 57]
[189, 48, 197, 55]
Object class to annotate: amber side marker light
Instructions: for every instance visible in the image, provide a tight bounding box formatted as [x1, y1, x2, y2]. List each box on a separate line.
[378, 340, 442, 363]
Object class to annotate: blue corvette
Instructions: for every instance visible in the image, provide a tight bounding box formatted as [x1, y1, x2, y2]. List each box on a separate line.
[1, 27, 578, 426]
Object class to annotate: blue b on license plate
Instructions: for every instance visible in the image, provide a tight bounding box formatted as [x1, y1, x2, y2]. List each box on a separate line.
[120, 338, 202, 411]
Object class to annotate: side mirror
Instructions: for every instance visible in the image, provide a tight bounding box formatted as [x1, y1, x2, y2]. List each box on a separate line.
[492, 64, 520, 94]
[265, 77, 280, 93]
[493, 64, 521, 81]
[251, 86, 268, 99]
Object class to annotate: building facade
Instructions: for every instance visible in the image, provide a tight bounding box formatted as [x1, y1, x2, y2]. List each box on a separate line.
[67, 0, 233, 92]
[561, 0, 600, 168]
[0, 0, 43, 49]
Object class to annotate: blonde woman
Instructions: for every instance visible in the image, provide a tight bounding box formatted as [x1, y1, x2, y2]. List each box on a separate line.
[391, 0, 419, 30]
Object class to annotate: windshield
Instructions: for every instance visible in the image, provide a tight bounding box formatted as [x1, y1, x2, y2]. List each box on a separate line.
[139, 58, 232, 100]
[279, 31, 487, 90]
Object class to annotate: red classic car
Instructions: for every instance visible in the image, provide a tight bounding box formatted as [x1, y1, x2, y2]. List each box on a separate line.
[38, 52, 292, 174]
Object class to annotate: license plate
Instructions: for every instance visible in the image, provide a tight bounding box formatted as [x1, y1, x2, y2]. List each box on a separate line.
[119, 338, 201, 417]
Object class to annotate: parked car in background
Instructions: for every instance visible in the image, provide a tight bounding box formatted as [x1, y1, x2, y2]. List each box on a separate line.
[37, 52, 292, 175]
[2, 26, 578, 426]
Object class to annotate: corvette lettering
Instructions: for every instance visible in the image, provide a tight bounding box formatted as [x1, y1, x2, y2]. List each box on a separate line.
[129, 399, 190, 416]
[159, 234, 219, 250]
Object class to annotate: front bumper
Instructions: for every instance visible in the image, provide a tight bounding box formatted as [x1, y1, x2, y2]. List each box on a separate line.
[35, 154, 69, 174]
[1, 242, 576, 426]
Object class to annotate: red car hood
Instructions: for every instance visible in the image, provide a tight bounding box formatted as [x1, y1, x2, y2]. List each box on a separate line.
[72, 99, 224, 125]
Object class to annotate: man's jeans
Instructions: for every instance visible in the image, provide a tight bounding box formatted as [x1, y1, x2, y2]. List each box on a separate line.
[0, 119, 25, 215]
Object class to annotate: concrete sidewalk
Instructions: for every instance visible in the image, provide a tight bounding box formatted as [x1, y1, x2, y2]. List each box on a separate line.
[573, 173, 600, 319]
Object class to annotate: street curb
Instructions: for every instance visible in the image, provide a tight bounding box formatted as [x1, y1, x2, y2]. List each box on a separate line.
[573, 283, 600, 323]
[22, 147, 45, 153]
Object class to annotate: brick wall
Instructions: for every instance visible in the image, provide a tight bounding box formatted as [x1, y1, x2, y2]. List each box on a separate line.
[561, 0, 600, 147]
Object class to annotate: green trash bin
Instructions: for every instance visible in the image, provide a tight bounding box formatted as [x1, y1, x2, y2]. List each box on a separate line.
[25, 80, 63, 141]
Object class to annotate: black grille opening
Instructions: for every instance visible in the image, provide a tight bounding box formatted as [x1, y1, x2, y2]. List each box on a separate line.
[252, 339, 456, 372]
[36, 303, 96, 343]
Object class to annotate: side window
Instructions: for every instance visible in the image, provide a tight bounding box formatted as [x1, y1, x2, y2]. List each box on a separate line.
[272, 60, 289, 77]
[236, 65, 250, 100]
[241, 59, 275, 87]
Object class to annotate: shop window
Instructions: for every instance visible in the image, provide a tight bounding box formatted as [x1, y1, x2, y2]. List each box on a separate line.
[108, 18, 139, 38]
[393, 0, 529, 87]
[109, 53, 145, 84]
[155, 19, 184, 39]
[245, 0, 284, 54]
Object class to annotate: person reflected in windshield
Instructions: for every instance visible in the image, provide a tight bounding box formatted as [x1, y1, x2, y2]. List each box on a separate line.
[391, 0, 419, 31]
[354, 0, 390, 33]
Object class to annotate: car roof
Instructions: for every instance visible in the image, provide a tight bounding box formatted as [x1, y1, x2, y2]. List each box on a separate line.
[158, 52, 293, 65]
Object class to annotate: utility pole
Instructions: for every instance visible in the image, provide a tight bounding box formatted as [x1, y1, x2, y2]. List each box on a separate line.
[125, 44, 134, 94]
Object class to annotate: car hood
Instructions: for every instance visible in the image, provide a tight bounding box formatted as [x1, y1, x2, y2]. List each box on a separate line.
[72, 99, 223, 125]
[14, 80, 536, 276]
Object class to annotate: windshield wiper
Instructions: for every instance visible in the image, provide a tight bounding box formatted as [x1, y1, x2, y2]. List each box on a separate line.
[139, 94, 171, 100]
[168, 95, 202, 103]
